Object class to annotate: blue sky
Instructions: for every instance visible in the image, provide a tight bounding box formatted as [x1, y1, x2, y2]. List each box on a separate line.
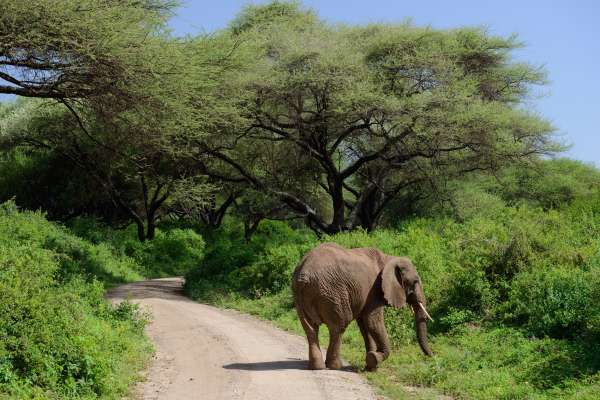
[170, 0, 600, 166]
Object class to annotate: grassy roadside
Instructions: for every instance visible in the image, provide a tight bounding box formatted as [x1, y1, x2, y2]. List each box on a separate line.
[184, 207, 600, 400]
[0, 203, 153, 399]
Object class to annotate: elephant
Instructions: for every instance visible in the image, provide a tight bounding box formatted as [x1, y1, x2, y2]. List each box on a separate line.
[292, 242, 433, 371]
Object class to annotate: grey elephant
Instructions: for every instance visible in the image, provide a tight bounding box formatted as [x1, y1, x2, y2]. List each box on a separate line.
[292, 243, 433, 371]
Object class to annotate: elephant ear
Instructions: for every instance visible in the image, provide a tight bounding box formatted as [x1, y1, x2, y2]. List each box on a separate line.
[381, 260, 406, 308]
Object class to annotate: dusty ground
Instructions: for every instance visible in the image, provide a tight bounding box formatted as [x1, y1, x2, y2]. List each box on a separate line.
[107, 277, 383, 400]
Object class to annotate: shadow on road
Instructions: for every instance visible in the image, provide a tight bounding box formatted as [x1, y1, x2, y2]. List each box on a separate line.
[223, 359, 355, 372]
[223, 359, 308, 371]
[106, 277, 186, 301]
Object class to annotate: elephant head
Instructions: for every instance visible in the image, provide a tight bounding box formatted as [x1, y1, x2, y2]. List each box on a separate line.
[381, 257, 433, 356]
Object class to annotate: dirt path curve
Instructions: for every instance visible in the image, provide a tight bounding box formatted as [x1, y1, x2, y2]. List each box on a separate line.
[107, 277, 383, 400]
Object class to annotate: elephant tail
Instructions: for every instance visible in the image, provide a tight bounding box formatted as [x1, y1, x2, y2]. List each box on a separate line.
[294, 292, 321, 334]
[292, 271, 320, 327]
[292, 272, 308, 302]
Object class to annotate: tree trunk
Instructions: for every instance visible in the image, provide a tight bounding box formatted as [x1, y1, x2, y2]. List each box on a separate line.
[146, 215, 156, 240]
[346, 183, 383, 231]
[329, 178, 346, 233]
[244, 218, 262, 242]
[135, 218, 146, 242]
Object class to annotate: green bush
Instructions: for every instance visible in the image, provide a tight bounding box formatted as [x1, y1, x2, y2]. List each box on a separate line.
[68, 218, 205, 278]
[185, 219, 315, 296]
[231, 242, 315, 296]
[496, 158, 600, 210]
[0, 205, 143, 285]
[189, 221, 257, 279]
[0, 203, 151, 399]
[503, 267, 600, 338]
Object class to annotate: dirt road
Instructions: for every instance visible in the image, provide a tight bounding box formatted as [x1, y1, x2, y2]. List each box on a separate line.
[107, 278, 381, 400]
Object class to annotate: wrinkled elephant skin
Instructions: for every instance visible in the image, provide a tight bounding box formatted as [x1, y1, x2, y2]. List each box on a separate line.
[292, 243, 433, 371]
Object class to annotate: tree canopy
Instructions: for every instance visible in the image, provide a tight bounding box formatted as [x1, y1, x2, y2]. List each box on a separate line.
[0, 1, 562, 238]
[192, 3, 558, 234]
[0, 0, 175, 104]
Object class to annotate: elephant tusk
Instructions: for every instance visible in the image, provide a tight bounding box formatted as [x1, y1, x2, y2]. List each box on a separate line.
[418, 302, 434, 322]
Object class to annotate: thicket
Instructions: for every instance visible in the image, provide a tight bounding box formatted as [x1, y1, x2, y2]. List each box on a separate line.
[185, 162, 600, 399]
[68, 218, 205, 278]
[0, 202, 152, 399]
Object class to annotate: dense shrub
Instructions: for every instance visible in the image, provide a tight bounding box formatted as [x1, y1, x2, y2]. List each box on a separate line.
[0, 203, 151, 399]
[185, 219, 315, 296]
[1, 204, 143, 285]
[496, 159, 600, 209]
[187, 192, 600, 341]
[385, 159, 600, 225]
[504, 267, 600, 338]
[69, 218, 205, 277]
[0, 149, 119, 222]
[230, 242, 316, 295]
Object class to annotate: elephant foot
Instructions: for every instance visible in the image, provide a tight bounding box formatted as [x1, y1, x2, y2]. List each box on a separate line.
[326, 358, 343, 370]
[308, 359, 326, 370]
[366, 351, 383, 371]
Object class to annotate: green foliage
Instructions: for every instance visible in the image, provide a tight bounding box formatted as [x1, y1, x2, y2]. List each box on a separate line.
[496, 159, 600, 209]
[504, 267, 600, 338]
[404, 158, 600, 222]
[0, 138, 143, 223]
[231, 242, 315, 296]
[229, 1, 315, 35]
[0, 0, 176, 104]
[69, 218, 205, 278]
[380, 327, 600, 399]
[185, 220, 315, 296]
[189, 3, 559, 234]
[0, 203, 143, 285]
[0, 203, 151, 399]
[185, 188, 600, 399]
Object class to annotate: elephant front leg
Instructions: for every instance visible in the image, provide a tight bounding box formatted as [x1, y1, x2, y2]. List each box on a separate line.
[357, 317, 376, 353]
[365, 308, 391, 371]
[325, 327, 344, 370]
[358, 316, 378, 370]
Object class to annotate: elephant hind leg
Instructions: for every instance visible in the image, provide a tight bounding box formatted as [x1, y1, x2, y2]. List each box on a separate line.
[325, 325, 346, 370]
[298, 311, 325, 370]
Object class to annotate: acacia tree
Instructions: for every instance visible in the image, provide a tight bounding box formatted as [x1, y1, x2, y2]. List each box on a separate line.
[0, 0, 241, 240]
[0, 0, 176, 107]
[196, 3, 559, 234]
[2, 100, 181, 241]
[0, 30, 228, 241]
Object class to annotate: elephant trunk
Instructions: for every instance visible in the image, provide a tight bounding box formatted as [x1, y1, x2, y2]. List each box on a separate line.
[410, 284, 433, 356]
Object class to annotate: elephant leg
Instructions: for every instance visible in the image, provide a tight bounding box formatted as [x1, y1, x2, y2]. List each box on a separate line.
[299, 314, 325, 370]
[357, 316, 376, 353]
[325, 325, 345, 370]
[365, 307, 391, 371]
